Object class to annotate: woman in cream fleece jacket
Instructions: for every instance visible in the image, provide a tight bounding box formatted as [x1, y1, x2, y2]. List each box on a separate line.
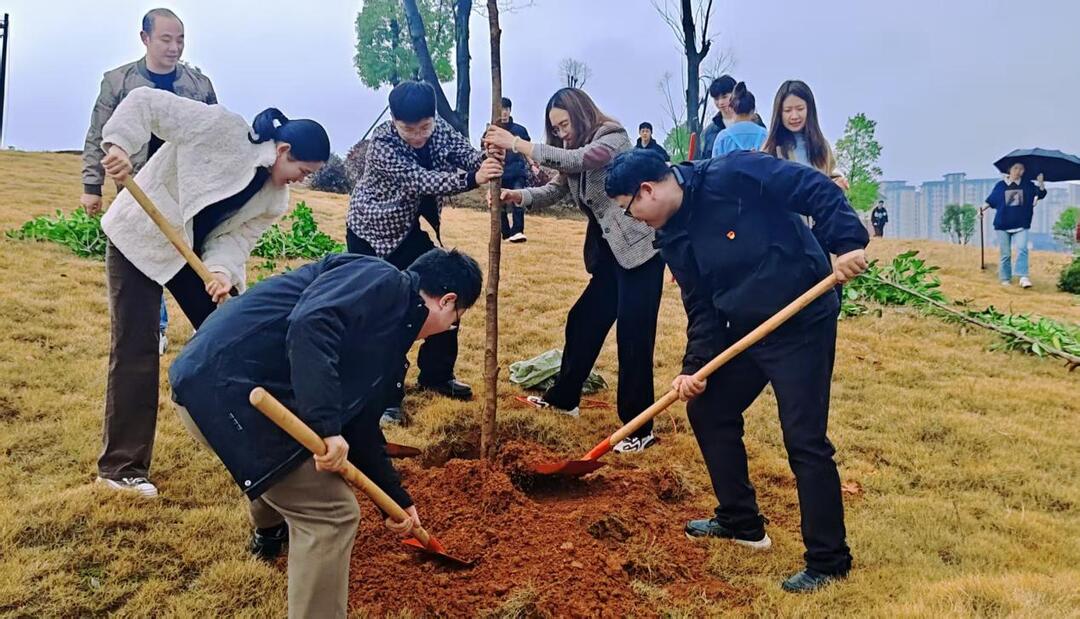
[95, 87, 330, 498]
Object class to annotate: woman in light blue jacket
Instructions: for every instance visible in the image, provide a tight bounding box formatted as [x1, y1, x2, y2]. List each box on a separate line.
[712, 82, 767, 157]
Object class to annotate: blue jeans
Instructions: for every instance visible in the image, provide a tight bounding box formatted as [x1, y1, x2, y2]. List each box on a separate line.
[159, 295, 168, 334]
[997, 228, 1029, 281]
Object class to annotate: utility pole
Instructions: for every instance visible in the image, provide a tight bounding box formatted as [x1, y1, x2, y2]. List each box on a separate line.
[0, 14, 10, 147]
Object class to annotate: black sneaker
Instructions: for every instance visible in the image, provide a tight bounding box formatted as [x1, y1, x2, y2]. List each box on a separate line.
[684, 516, 771, 550]
[781, 568, 847, 593]
[249, 523, 288, 561]
[613, 433, 659, 453]
[380, 406, 406, 427]
[418, 378, 473, 400]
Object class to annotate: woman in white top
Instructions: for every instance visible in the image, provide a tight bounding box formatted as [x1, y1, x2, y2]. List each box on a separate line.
[95, 87, 330, 498]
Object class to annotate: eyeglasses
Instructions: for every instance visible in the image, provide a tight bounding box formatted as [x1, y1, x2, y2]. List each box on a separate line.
[394, 121, 434, 140]
[448, 304, 464, 331]
[623, 186, 641, 217]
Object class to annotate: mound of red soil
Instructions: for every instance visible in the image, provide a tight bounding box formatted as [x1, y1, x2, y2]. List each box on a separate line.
[346, 441, 747, 617]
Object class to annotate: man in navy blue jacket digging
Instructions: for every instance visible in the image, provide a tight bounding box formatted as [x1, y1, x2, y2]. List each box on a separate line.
[169, 249, 481, 618]
[605, 149, 868, 594]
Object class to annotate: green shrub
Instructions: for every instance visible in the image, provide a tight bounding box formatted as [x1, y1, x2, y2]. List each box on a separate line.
[8, 201, 342, 268]
[5, 208, 107, 258]
[307, 153, 353, 194]
[841, 250, 946, 317]
[1058, 255, 1080, 295]
[252, 201, 343, 261]
[846, 250, 1080, 362]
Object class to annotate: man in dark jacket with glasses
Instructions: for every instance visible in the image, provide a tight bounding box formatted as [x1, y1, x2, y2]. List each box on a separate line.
[605, 148, 868, 593]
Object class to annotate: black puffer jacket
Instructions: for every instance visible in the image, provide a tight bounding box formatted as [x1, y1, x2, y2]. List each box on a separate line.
[169, 254, 427, 505]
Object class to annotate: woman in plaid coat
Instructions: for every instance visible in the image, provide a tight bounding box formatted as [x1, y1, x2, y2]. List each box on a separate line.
[486, 88, 665, 453]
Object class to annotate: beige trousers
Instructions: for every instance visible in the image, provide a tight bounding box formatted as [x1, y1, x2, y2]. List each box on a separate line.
[175, 404, 360, 619]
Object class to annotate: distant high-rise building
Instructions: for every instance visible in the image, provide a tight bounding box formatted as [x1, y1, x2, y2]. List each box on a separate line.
[879, 180, 917, 237]
[876, 174, 1073, 251]
[894, 172, 1003, 243]
[1068, 182, 1080, 206]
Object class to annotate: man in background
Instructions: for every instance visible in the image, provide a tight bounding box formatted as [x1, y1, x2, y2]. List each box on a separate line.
[871, 200, 889, 237]
[499, 97, 532, 243]
[79, 8, 217, 357]
[635, 122, 670, 162]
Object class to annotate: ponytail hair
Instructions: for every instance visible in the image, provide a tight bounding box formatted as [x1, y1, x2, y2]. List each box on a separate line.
[730, 82, 756, 116]
[249, 107, 331, 163]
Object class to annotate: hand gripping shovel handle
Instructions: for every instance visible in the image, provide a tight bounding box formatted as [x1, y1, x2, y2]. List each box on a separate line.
[248, 387, 434, 548]
[582, 273, 841, 461]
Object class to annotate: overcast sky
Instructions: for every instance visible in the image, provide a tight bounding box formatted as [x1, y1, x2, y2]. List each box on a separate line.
[2, 0, 1078, 183]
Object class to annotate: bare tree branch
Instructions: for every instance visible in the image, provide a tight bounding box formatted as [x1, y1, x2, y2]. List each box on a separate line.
[473, 0, 534, 16]
[699, 0, 714, 56]
[559, 57, 592, 89]
[650, 0, 685, 49]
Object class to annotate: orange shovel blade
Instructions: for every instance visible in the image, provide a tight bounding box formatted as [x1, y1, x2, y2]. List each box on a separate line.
[401, 536, 474, 567]
[385, 442, 421, 459]
[530, 458, 606, 476]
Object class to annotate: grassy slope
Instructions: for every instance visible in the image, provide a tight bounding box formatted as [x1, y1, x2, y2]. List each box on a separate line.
[0, 151, 1077, 617]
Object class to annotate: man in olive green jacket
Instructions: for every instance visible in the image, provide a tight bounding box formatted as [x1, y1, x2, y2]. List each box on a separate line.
[80, 8, 217, 214]
[79, 7, 216, 357]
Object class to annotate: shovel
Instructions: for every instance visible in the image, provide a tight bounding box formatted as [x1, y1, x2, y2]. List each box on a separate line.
[532, 273, 841, 476]
[122, 178, 236, 297]
[248, 387, 473, 567]
[385, 442, 422, 459]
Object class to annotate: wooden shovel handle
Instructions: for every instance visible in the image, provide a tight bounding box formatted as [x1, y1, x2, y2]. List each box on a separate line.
[248, 387, 433, 547]
[593, 273, 841, 455]
[122, 178, 217, 287]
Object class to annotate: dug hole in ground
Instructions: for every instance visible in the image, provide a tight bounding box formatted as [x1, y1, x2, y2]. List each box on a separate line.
[334, 434, 753, 617]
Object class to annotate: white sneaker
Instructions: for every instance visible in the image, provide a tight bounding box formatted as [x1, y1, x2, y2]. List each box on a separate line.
[735, 533, 773, 550]
[1019, 277, 1032, 289]
[1000, 280, 1011, 287]
[613, 433, 658, 454]
[509, 232, 527, 243]
[524, 395, 579, 418]
[159, 333, 168, 356]
[96, 476, 159, 499]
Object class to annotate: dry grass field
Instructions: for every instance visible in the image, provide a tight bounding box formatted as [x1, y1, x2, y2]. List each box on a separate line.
[0, 151, 1078, 617]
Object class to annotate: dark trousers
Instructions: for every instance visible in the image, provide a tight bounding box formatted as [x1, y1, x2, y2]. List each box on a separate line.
[346, 227, 458, 403]
[99, 241, 218, 479]
[686, 308, 852, 575]
[501, 177, 527, 237]
[544, 253, 665, 438]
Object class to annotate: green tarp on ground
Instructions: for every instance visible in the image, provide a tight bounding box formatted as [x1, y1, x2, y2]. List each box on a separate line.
[508, 349, 607, 394]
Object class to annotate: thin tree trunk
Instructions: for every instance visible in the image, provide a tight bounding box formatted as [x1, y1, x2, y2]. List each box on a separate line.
[480, 0, 503, 461]
[401, 0, 469, 135]
[455, 0, 472, 130]
[678, 0, 712, 158]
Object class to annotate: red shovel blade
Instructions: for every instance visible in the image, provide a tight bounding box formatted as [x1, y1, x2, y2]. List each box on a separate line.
[530, 458, 606, 477]
[401, 536, 474, 567]
[385, 442, 421, 459]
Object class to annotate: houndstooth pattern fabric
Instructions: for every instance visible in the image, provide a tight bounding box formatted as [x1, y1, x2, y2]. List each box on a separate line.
[347, 118, 484, 257]
[521, 122, 658, 270]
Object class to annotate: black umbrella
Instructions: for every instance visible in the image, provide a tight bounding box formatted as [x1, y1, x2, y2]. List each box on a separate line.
[994, 148, 1080, 182]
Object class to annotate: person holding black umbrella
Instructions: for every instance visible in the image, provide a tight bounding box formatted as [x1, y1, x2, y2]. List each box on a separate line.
[981, 163, 1046, 288]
